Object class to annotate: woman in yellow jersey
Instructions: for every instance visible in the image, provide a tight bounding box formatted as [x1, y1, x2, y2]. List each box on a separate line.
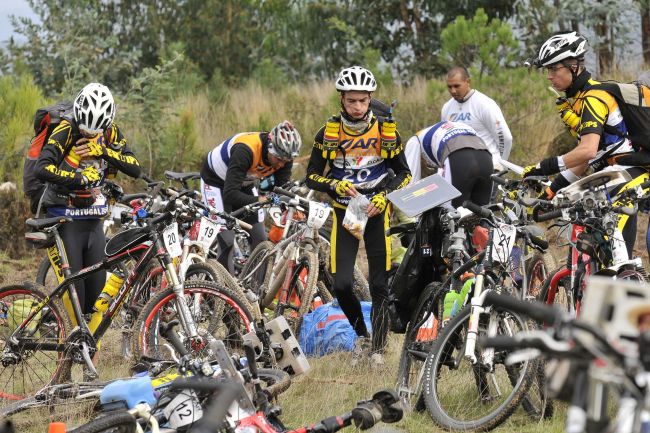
[200, 121, 302, 272]
[306, 66, 411, 367]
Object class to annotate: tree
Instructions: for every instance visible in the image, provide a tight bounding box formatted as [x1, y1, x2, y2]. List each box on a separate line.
[6, 0, 182, 95]
[440, 8, 519, 77]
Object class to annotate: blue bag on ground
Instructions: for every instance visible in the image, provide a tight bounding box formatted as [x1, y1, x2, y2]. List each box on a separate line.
[299, 300, 372, 357]
[100, 376, 157, 409]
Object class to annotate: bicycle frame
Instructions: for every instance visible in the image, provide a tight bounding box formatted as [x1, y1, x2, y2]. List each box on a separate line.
[8, 224, 197, 355]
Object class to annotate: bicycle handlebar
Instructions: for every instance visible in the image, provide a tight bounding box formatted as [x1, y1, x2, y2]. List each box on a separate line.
[462, 200, 492, 219]
[483, 292, 562, 325]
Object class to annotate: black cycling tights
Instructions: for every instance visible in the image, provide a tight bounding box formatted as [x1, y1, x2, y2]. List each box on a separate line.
[445, 148, 494, 208]
[58, 219, 106, 314]
[331, 206, 390, 354]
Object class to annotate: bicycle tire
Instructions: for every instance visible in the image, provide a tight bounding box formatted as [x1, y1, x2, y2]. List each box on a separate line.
[396, 281, 445, 411]
[422, 304, 535, 431]
[204, 259, 262, 321]
[0, 282, 72, 404]
[258, 367, 291, 398]
[184, 261, 221, 283]
[68, 411, 137, 433]
[0, 381, 110, 418]
[239, 241, 275, 299]
[525, 251, 556, 299]
[538, 265, 574, 314]
[131, 280, 255, 361]
[520, 359, 554, 420]
[316, 281, 334, 304]
[265, 251, 319, 336]
[36, 256, 62, 291]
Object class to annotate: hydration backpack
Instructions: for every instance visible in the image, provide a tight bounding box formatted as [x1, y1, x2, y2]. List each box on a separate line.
[588, 82, 650, 152]
[23, 101, 74, 213]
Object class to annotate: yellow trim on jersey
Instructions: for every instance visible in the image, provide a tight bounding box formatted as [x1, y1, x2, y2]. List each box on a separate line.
[330, 209, 338, 273]
[613, 171, 650, 232]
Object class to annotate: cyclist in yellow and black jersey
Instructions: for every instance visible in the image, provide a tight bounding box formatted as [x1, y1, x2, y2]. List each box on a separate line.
[306, 66, 411, 367]
[523, 32, 649, 256]
[35, 83, 141, 315]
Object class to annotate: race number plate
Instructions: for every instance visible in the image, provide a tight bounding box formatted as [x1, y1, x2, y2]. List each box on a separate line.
[163, 222, 183, 258]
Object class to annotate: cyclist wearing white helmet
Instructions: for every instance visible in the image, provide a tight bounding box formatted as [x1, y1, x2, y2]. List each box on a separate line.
[34, 82, 141, 315]
[306, 66, 412, 368]
[522, 31, 647, 256]
[200, 120, 301, 272]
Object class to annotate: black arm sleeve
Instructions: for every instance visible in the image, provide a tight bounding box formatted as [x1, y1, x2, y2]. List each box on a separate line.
[305, 126, 335, 192]
[35, 122, 82, 188]
[222, 144, 259, 209]
[103, 125, 141, 178]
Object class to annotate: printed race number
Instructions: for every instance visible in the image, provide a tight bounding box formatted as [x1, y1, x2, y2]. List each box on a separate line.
[197, 216, 221, 250]
[163, 222, 183, 258]
[307, 201, 331, 229]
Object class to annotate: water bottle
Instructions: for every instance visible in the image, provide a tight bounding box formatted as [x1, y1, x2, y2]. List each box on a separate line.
[88, 270, 125, 333]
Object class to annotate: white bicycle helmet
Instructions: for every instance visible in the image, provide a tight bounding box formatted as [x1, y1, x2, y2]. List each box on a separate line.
[335, 66, 377, 92]
[73, 83, 116, 135]
[536, 31, 587, 67]
[269, 121, 301, 160]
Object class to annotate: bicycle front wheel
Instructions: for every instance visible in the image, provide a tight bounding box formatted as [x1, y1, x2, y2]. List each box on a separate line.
[131, 281, 254, 361]
[396, 281, 445, 411]
[0, 282, 72, 405]
[68, 411, 137, 433]
[422, 304, 535, 431]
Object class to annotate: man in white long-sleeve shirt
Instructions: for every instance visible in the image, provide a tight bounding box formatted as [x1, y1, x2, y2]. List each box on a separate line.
[441, 66, 513, 170]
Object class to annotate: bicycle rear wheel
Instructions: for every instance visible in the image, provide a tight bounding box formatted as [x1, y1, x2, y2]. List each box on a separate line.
[131, 281, 254, 361]
[266, 251, 319, 336]
[239, 241, 275, 299]
[396, 281, 445, 411]
[525, 251, 556, 299]
[422, 304, 535, 431]
[0, 283, 72, 406]
[538, 266, 574, 315]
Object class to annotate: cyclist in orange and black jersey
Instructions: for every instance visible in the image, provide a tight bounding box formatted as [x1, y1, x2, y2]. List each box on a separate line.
[35, 83, 141, 315]
[200, 121, 302, 273]
[306, 66, 411, 367]
[523, 32, 649, 256]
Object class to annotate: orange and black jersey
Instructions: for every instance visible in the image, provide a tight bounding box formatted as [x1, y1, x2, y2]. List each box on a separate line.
[200, 133, 293, 209]
[306, 116, 411, 199]
[35, 119, 141, 189]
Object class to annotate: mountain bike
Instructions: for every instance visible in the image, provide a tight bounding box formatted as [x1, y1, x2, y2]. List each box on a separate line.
[1, 191, 254, 404]
[420, 201, 543, 431]
[536, 169, 650, 316]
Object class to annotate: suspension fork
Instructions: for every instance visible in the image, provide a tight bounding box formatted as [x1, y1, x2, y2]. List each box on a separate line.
[155, 238, 200, 343]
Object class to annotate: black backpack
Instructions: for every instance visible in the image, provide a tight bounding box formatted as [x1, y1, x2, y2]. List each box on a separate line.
[23, 101, 74, 214]
[587, 82, 650, 152]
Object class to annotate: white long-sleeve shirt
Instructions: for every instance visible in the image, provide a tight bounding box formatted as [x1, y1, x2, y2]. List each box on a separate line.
[441, 89, 513, 167]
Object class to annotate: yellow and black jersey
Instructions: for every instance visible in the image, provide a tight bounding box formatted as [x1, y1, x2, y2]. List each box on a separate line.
[571, 79, 634, 155]
[306, 115, 411, 205]
[35, 119, 140, 190]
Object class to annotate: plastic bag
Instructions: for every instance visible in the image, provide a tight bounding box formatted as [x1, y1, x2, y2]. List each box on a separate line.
[342, 195, 370, 240]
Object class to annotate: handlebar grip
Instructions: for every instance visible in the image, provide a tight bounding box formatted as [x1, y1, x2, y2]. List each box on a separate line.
[159, 320, 189, 357]
[532, 208, 563, 223]
[236, 219, 253, 231]
[140, 173, 154, 183]
[230, 205, 251, 219]
[452, 251, 486, 279]
[150, 211, 172, 226]
[169, 376, 223, 392]
[484, 292, 561, 324]
[480, 335, 522, 351]
[529, 234, 549, 250]
[490, 174, 507, 186]
[273, 186, 309, 205]
[462, 200, 492, 218]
